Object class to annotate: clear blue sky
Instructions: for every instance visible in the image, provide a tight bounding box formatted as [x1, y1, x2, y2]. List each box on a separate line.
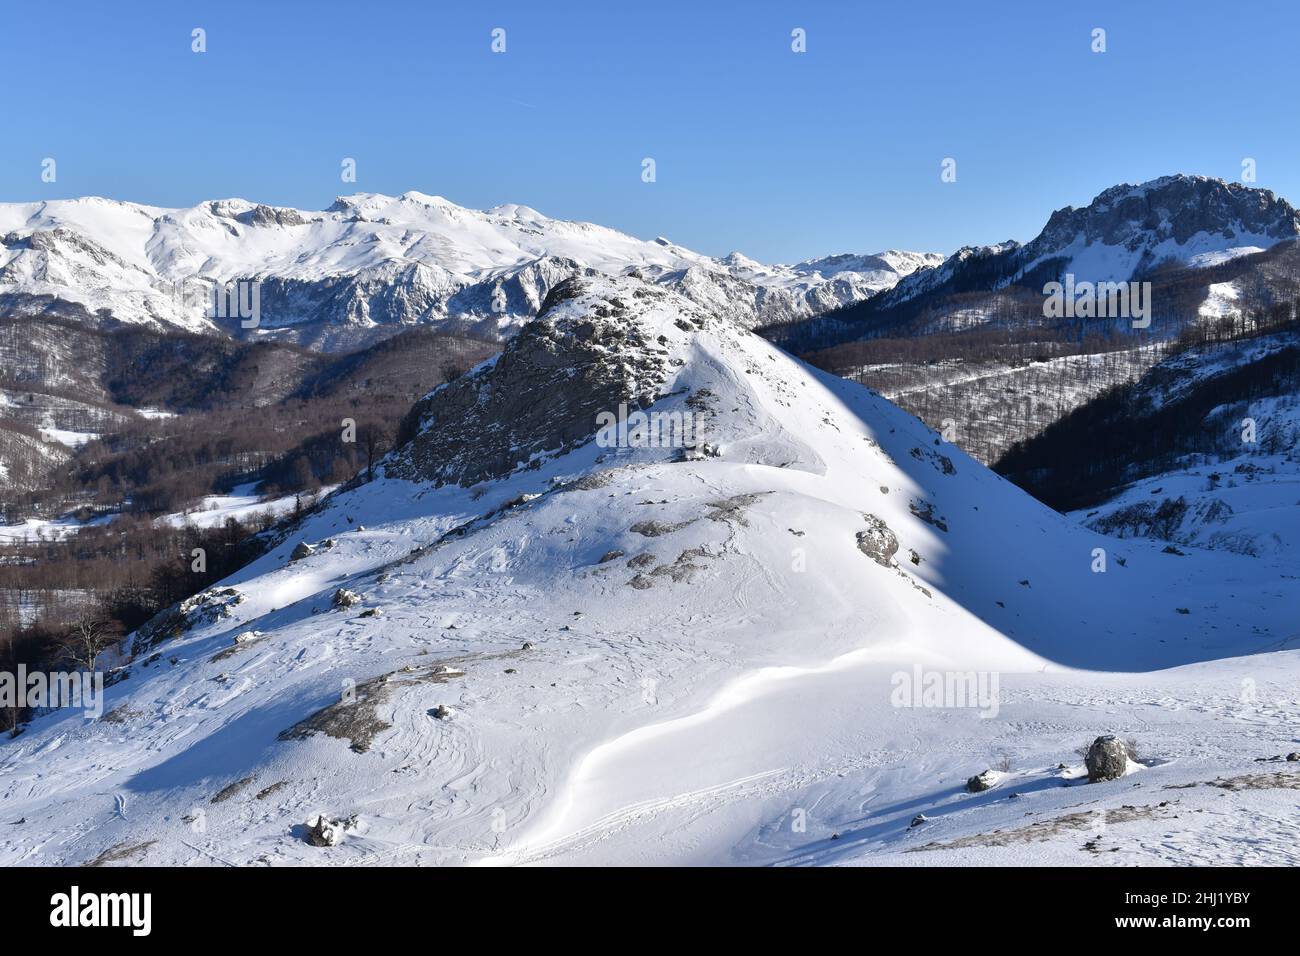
[0, 0, 1292, 262]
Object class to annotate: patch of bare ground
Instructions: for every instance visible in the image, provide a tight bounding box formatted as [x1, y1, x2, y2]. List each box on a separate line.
[211, 774, 257, 804]
[911, 802, 1179, 852]
[1170, 770, 1300, 792]
[99, 705, 141, 724]
[84, 840, 157, 867]
[277, 651, 520, 753]
[704, 493, 766, 527]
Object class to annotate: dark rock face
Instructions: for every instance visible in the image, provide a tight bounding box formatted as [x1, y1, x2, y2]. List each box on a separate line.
[383, 278, 682, 488]
[1085, 735, 1129, 782]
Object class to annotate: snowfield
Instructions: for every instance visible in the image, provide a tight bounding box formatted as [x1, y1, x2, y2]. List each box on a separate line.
[2, 276, 1297, 867]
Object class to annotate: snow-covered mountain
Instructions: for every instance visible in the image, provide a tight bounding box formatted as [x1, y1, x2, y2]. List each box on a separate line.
[4, 275, 1297, 867]
[867, 175, 1300, 315]
[1022, 174, 1300, 279]
[0, 193, 940, 349]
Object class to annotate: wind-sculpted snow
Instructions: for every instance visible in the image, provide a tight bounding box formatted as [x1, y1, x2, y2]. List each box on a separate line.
[3, 275, 1298, 868]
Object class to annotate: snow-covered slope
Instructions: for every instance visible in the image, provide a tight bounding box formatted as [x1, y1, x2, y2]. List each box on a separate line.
[1073, 330, 1300, 559]
[3, 276, 1297, 867]
[0, 194, 939, 349]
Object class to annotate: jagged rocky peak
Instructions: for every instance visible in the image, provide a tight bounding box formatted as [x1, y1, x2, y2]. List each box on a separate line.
[236, 204, 309, 228]
[879, 175, 1300, 309]
[1029, 174, 1300, 260]
[384, 275, 708, 488]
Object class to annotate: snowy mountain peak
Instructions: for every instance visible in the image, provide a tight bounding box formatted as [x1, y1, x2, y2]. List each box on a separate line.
[863, 175, 1300, 315]
[0, 194, 939, 349]
[1025, 174, 1300, 279]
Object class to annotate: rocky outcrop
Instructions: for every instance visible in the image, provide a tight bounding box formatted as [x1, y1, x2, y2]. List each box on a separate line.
[383, 278, 685, 487]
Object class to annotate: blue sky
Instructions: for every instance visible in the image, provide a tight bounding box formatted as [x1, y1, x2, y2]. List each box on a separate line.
[0, 1, 1292, 262]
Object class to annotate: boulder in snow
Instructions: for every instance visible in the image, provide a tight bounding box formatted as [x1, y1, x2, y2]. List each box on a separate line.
[856, 514, 899, 567]
[332, 588, 362, 609]
[306, 814, 345, 847]
[1085, 735, 1129, 782]
[966, 769, 1001, 793]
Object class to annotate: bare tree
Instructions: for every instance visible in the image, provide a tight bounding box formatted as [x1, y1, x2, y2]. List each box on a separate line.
[64, 614, 117, 673]
[361, 423, 392, 482]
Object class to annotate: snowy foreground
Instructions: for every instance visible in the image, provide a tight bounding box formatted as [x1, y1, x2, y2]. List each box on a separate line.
[2, 277, 1297, 867]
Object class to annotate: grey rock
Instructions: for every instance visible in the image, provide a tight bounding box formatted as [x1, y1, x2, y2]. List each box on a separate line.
[1085, 735, 1129, 782]
[855, 514, 899, 567]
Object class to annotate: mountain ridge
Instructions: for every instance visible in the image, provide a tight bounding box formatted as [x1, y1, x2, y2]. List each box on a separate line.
[0, 192, 941, 350]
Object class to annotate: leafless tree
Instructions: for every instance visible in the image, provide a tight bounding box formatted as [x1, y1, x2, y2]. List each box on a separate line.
[64, 614, 117, 673]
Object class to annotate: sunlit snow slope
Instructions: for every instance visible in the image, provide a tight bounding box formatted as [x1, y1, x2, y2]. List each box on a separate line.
[3, 276, 1297, 867]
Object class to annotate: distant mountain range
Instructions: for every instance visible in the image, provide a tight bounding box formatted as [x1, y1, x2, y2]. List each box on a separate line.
[0, 192, 940, 350]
